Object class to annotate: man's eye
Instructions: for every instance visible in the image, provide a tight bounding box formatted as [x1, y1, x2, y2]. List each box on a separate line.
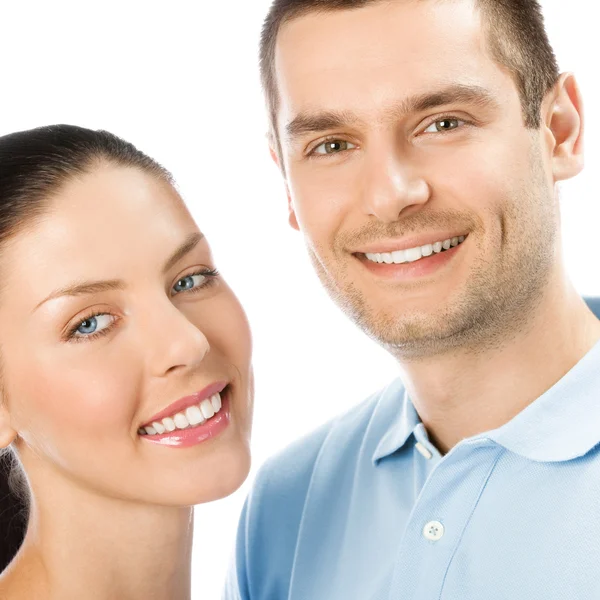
[423, 118, 464, 134]
[311, 140, 357, 155]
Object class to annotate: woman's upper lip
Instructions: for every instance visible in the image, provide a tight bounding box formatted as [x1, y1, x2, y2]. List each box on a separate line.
[141, 380, 228, 427]
[353, 232, 469, 254]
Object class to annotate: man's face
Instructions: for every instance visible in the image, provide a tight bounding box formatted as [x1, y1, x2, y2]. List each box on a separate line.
[273, 0, 567, 358]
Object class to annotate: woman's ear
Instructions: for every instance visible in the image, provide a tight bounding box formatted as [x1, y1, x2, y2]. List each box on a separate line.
[543, 72, 584, 182]
[0, 402, 16, 449]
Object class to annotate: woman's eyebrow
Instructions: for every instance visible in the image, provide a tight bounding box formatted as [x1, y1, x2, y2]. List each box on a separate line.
[32, 232, 205, 313]
[162, 232, 205, 274]
[32, 279, 126, 312]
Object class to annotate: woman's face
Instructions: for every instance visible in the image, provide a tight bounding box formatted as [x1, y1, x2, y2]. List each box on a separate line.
[0, 164, 253, 506]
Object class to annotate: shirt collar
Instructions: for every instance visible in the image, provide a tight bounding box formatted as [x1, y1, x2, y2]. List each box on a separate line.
[486, 337, 600, 462]
[371, 337, 600, 465]
[372, 379, 420, 464]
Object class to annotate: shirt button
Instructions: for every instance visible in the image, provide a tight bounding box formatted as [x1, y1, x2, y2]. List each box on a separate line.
[423, 520, 445, 541]
[415, 442, 433, 459]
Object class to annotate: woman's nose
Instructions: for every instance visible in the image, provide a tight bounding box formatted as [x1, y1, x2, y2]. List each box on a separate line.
[142, 298, 211, 378]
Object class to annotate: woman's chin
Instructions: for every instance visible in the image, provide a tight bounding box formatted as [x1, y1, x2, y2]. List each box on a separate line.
[193, 447, 251, 505]
[155, 443, 252, 507]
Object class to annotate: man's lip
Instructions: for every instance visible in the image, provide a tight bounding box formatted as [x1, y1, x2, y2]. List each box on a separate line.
[352, 232, 469, 254]
[141, 380, 228, 427]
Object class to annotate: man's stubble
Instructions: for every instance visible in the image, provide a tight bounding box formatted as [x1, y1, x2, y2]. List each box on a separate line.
[302, 143, 558, 361]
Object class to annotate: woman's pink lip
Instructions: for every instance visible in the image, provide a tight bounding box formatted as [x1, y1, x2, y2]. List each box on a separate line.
[141, 380, 228, 427]
[140, 394, 231, 448]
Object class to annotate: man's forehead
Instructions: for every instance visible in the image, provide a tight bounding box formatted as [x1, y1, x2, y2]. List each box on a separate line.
[275, 0, 481, 57]
[273, 0, 507, 135]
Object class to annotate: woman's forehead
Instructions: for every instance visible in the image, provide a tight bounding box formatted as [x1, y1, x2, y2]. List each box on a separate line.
[0, 166, 206, 303]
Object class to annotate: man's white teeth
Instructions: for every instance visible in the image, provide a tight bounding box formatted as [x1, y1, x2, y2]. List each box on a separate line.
[365, 235, 466, 264]
[139, 392, 223, 436]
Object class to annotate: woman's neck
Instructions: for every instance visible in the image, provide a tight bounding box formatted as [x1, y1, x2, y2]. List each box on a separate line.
[1, 470, 195, 600]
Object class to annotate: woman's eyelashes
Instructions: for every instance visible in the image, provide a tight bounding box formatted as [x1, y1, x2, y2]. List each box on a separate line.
[65, 267, 221, 343]
[67, 311, 118, 343]
[170, 267, 219, 297]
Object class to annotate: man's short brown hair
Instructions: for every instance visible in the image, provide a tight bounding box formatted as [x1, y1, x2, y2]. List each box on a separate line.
[259, 0, 560, 141]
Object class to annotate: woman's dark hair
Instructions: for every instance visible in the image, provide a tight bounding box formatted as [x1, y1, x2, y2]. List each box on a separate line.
[0, 123, 173, 573]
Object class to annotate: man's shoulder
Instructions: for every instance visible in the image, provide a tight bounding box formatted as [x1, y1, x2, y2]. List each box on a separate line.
[245, 376, 408, 535]
[255, 378, 402, 496]
[230, 378, 404, 599]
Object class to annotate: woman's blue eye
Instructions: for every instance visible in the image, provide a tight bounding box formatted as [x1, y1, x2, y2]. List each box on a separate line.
[75, 314, 113, 337]
[172, 273, 207, 295]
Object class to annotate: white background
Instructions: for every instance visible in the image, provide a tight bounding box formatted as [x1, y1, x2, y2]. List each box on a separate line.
[0, 1, 597, 597]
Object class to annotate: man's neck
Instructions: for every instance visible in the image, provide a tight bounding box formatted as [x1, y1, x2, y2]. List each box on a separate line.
[398, 281, 600, 455]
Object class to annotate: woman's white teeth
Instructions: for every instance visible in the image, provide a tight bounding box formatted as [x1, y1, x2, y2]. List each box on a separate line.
[186, 405, 205, 426]
[141, 392, 223, 436]
[152, 421, 166, 435]
[174, 413, 189, 430]
[365, 236, 466, 264]
[163, 417, 176, 432]
[200, 399, 215, 420]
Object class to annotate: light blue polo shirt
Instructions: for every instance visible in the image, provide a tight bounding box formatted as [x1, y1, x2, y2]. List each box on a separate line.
[225, 300, 600, 600]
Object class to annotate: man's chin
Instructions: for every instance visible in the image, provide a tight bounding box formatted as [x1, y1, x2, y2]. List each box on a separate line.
[351, 305, 478, 359]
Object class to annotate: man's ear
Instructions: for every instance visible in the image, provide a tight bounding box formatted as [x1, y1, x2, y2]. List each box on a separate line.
[543, 72, 584, 182]
[269, 144, 300, 231]
[0, 402, 17, 449]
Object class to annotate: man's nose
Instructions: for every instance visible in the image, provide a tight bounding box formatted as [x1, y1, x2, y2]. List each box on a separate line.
[360, 147, 430, 223]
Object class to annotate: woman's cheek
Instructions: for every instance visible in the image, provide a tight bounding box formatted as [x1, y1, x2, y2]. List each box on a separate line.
[15, 355, 138, 448]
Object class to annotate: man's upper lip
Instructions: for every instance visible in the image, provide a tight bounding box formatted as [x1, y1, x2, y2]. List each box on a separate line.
[141, 380, 228, 427]
[353, 232, 468, 254]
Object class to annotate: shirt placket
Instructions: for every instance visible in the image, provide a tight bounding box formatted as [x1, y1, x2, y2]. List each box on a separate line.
[388, 439, 502, 599]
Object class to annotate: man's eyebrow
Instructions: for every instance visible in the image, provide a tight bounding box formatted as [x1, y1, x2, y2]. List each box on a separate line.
[284, 84, 499, 141]
[286, 110, 360, 141]
[33, 232, 205, 312]
[400, 84, 499, 116]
